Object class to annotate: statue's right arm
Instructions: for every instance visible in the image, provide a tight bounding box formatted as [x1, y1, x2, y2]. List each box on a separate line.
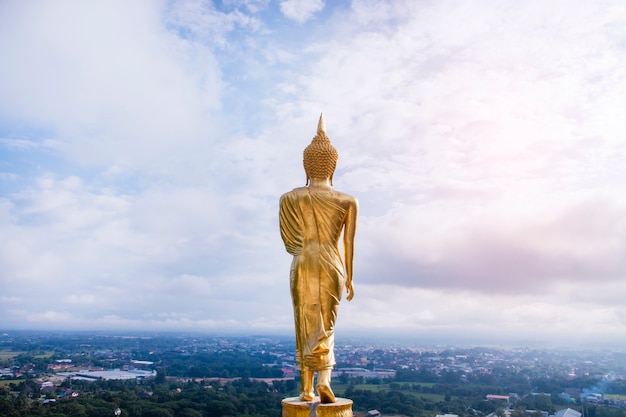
[278, 195, 291, 252]
[343, 197, 358, 301]
[279, 193, 302, 255]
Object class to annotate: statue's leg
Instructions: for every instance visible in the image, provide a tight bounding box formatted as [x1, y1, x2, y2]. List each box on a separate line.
[299, 370, 314, 401]
[316, 369, 336, 403]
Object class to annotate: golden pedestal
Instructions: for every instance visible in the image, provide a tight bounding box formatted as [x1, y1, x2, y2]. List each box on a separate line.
[282, 397, 353, 417]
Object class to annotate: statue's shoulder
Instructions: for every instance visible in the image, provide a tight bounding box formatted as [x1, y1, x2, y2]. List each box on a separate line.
[280, 187, 308, 201]
[332, 189, 358, 204]
[328, 190, 358, 212]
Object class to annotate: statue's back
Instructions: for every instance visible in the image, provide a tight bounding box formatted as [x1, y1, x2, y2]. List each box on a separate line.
[282, 187, 355, 248]
[278, 114, 358, 405]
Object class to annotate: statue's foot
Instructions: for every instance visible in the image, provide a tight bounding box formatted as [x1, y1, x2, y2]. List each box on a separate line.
[299, 370, 314, 401]
[299, 391, 314, 402]
[316, 384, 336, 404]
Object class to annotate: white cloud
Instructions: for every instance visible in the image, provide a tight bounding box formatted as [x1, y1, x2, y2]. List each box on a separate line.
[223, 0, 271, 14]
[0, 139, 40, 150]
[340, 284, 626, 345]
[167, 0, 266, 44]
[64, 294, 98, 306]
[0, 0, 223, 173]
[0, 173, 18, 181]
[0, 171, 289, 330]
[279, 0, 324, 23]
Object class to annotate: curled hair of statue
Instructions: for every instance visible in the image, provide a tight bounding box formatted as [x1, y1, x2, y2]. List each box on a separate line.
[303, 113, 338, 186]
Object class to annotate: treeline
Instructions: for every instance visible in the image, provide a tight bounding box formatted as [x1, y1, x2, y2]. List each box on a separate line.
[2, 347, 285, 380]
[4, 371, 626, 417]
[161, 350, 284, 379]
[0, 378, 293, 417]
[345, 385, 447, 417]
[585, 405, 626, 417]
[338, 369, 626, 417]
[394, 368, 626, 399]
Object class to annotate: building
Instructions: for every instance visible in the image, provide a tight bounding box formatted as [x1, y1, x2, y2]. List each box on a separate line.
[553, 409, 582, 417]
[57, 369, 156, 381]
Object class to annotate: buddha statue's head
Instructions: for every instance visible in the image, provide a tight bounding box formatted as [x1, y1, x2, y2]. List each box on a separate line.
[303, 114, 338, 185]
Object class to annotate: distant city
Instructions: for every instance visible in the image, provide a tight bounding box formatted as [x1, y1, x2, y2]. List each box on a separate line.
[2, 331, 626, 417]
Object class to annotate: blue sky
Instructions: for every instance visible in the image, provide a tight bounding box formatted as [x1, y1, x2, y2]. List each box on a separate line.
[2, 0, 626, 347]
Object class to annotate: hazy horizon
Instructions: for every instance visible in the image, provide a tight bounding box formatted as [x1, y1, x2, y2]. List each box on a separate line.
[2, 327, 625, 352]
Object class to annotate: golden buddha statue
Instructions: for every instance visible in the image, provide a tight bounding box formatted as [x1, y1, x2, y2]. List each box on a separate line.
[279, 114, 358, 404]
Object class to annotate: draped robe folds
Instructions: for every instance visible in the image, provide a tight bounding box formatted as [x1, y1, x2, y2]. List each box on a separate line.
[279, 187, 347, 371]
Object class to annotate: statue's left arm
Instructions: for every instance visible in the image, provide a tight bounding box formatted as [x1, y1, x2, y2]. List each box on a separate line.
[343, 197, 358, 301]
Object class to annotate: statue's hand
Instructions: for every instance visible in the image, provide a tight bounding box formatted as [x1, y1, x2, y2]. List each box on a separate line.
[346, 282, 354, 301]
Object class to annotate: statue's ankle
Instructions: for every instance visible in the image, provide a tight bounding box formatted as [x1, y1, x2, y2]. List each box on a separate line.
[299, 391, 314, 401]
[316, 384, 336, 403]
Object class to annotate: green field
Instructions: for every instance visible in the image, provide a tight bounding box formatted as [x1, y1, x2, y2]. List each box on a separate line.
[0, 351, 22, 360]
[331, 382, 446, 402]
[605, 394, 626, 401]
[0, 350, 53, 360]
[0, 380, 20, 388]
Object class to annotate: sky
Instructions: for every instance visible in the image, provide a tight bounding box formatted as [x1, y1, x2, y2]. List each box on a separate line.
[2, 0, 626, 348]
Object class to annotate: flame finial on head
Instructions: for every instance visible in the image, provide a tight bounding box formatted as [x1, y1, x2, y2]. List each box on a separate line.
[317, 113, 326, 136]
[303, 113, 338, 185]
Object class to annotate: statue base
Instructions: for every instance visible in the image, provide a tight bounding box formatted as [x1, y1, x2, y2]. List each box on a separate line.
[282, 397, 353, 417]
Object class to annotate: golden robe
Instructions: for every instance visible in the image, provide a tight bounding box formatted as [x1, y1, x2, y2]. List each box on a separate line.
[279, 187, 354, 371]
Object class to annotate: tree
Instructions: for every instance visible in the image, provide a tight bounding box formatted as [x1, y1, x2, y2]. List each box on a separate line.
[155, 368, 167, 385]
[511, 406, 527, 417]
[178, 410, 203, 417]
[142, 407, 174, 417]
[534, 394, 554, 413]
